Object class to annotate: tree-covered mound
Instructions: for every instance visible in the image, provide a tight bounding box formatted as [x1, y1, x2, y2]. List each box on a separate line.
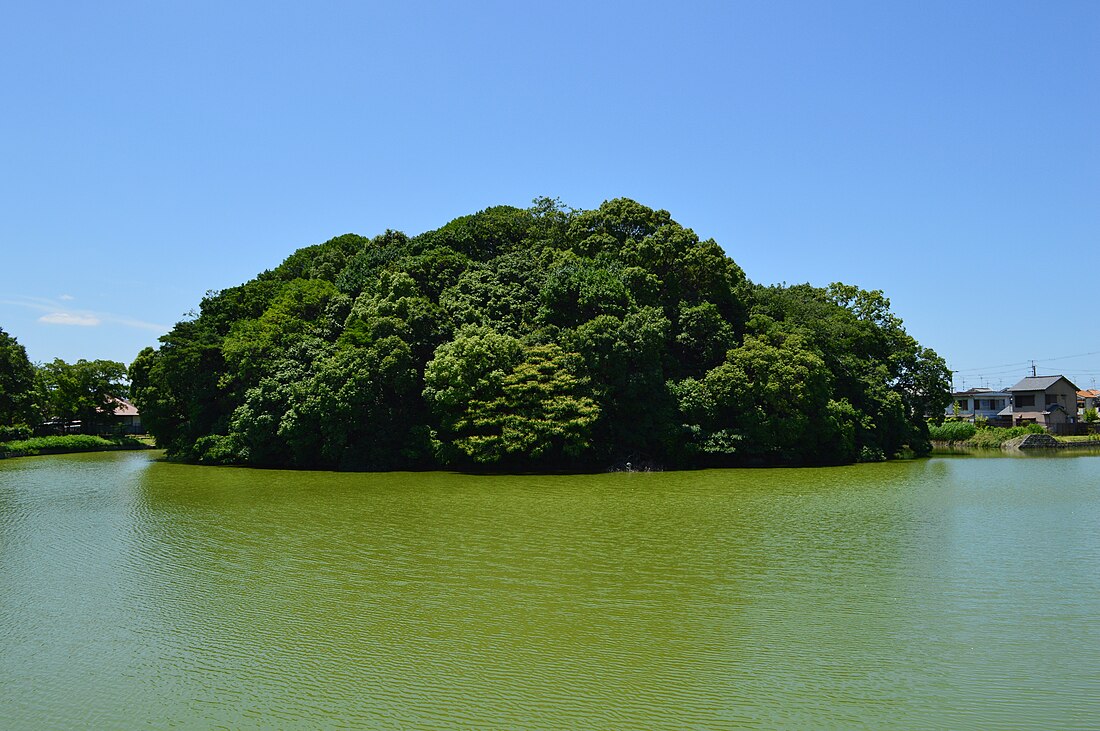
[130, 198, 950, 470]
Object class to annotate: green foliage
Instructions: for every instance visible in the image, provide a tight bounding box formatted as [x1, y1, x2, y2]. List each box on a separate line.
[1084, 408, 1099, 423]
[927, 421, 978, 442]
[675, 301, 737, 374]
[453, 344, 599, 464]
[424, 327, 525, 459]
[540, 257, 630, 327]
[966, 423, 1045, 448]
[222, 278, 340, 383]
[335, 230, 410, 294]
[674, 332, 851, 464]
[440, 253, 546, 335]
[0, 434, 143, 454]
[0, 326, 37, 426]
[36, 358, 128, 429]
[130, 198, 950, 470]
[928, 421, 1046, 447]
[0, 424, 32, 442]
[747, 282, 950, 458]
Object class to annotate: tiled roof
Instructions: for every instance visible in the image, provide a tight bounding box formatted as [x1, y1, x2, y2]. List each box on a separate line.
[1007, 375, 1076, 392]
[107, 398, 139, 417]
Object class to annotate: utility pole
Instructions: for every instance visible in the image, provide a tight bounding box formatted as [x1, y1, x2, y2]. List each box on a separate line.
[1031, 360, 1037, 377]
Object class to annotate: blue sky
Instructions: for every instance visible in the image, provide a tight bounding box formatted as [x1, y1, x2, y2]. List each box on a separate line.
[2, 1, 1097, 389]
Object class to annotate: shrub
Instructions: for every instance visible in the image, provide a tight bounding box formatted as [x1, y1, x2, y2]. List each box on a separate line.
[1084, 408, 1099, 423]
[189, 435, 240, 465]
[0, 424, 32, 442]
[858, 446, 886, 462]
[0, 434, 146, 454]
[928, 421, 977, 442]
[967, 423, 1046, 448]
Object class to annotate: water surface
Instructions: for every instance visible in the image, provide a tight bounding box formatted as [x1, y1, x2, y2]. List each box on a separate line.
[2, 452, 1098, 729]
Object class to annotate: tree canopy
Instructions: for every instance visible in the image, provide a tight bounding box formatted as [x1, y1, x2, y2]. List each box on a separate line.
[0, 326, 36, 427]
[129, 198, 950, 469]
[36, 358, 129, 428]
[0, 329, 129, 437]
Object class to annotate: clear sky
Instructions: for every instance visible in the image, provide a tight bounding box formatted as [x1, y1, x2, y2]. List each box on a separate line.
[2, 1, 1097, 390]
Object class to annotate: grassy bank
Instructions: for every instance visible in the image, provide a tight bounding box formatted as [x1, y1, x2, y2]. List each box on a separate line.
[930, 420, 1100, 449]
[1051, 434, 1100, 444]
[0, 435, 153, 458]
[929, 422, 1046, 448]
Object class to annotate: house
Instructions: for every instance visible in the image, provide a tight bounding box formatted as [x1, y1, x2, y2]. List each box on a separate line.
[1078, 389, 1100, 415]
[35, 398, 143, 436]
[946, 387, 1011, 424]
[1000, 375, 1080, 427]
[103, 398, 142, 435]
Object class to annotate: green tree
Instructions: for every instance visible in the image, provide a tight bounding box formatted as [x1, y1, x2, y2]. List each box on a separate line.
[0, 326, 36, 426]
[455, 344, 599, 464]
[674, 301, 737, 375]
[564, 306, 677, 461]
[290, 336, 424, 469]
[539, 256, 630, 328]
[674, 332, 842, 464]
[439, 252, 547, 335]
[128, 197, 950, 469]
[36, 358, 128, 431]
[423, 327, 524, 461]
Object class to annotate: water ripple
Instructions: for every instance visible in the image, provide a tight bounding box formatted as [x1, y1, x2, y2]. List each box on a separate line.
[1, 453, 1099, 728]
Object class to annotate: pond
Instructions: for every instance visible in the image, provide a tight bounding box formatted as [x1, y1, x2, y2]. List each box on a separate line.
[2, 451, 1098, 729]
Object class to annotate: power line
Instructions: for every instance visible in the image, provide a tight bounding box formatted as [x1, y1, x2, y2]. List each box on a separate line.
[952, 360, 1030, 374]
[952, 350, 1100, 374]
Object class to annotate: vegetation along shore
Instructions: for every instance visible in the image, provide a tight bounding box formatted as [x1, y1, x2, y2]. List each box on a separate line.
[929, 421, 1100, 450]
[0, 435, 152, 460]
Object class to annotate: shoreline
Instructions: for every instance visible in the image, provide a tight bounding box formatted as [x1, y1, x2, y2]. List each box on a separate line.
[931, 438, 1100, 452]
[0, 438, 155, 461]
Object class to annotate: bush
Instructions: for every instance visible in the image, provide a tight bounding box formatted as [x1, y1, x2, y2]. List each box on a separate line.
[928, 421, 977, 441]
[858, 446, 886, 462]
[966, 423, 1046, 448]
[189, 435, 241, 465]
[0, 434, 146, 454]
[0, 424, 32, 442]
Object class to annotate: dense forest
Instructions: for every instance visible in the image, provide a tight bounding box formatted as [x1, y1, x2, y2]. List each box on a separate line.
[128, 198, 950, 470]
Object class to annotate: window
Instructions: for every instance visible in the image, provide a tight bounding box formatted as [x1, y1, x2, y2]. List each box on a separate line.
[956, 399, 969, 410]
[1016, 394, 1035, 408]
[1046, 394, 1059, 405]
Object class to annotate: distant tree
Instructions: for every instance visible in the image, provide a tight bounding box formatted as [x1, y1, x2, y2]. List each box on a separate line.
[0, 326, 36, 426]
[36, 358, 128, 431]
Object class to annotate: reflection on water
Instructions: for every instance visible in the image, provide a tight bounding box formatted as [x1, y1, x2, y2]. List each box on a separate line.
[2, 451, 1099, 729]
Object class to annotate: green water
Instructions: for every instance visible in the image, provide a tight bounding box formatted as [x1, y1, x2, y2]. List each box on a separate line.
[2, 452, 1098, 729]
